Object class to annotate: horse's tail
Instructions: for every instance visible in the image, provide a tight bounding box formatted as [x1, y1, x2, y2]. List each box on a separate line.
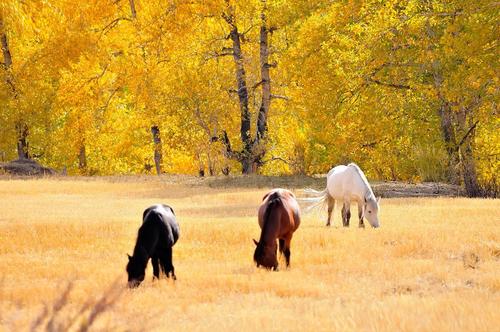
[299, 188, 331, 213]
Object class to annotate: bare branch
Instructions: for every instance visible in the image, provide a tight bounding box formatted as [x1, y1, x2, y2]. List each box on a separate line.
[219, 130, 242, 161]
[271, 94, 290, 101]
[86, 64, 110, 84]
[194, 106, 211, 136]
[252, 80, 264, 90]
[102, 17, 132, 34]
[367, 77, 411, 90]
[240, 24, 256, 36]
[205, 49, 234, 61]
[260, 156, 290, 165]
[156, 58, 170, 65]
[458, 120, 479, 147]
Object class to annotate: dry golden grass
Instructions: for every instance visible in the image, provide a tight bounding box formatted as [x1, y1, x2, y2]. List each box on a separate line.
[0, 177, 499, 331]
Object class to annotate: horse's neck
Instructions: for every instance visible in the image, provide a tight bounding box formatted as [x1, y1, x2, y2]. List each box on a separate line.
[133, 245, 149, 264]
[260, 209, 281, 246]
[363, 186, 375, 201]
[351, 168, 374, 200]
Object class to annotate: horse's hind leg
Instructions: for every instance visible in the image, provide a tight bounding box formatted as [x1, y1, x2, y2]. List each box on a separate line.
[161, 247, 176, 280]
[342, 201, 351, 227]
[152, 256, 160, 280]
[283, 235, 292, 267]
[326, 196, 335, 227]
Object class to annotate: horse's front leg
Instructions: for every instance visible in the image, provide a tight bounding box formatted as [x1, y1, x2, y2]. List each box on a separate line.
[357, 202, 365, 228]
[278, 239, 285, 256]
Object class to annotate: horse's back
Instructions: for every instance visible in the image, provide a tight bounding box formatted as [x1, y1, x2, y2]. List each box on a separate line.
[258, 189, 300, 234]
[143, 204, 179, 247]
[326, 164, 366, 201]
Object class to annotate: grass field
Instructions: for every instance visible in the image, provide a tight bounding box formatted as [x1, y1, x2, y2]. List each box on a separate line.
[0, 176, 499, 331]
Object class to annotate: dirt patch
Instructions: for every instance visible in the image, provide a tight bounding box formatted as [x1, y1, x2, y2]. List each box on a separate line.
[371, 181, 463, 198]
[0, 159, 56, 176]
[202, 175, 464, 198]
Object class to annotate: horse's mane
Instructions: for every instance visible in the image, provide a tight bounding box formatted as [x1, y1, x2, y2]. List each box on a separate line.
[260, 192, 282, 242]
[347, 163, 375, 201]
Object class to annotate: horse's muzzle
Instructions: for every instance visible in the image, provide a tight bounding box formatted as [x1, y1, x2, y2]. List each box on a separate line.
[128, 280, 141, 288]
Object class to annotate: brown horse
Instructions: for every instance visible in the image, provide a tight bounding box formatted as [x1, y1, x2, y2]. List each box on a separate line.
[253, 189, 301, 270]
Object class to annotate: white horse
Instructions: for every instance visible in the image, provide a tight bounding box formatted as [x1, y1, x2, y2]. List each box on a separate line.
[305, 163, 381, 228]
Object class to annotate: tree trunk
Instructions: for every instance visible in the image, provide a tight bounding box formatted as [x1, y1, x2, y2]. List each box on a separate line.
[78, 145, 87, 173]
[256, 0, 271, 142]
[128, 0, 137, 18]
[222, 2, 253, 174]
[2, 16, 29, 159]
[222, 2, 275, 174]
[14, 122, 30, 160]
[457, 109, 482, 197]
[254, 0, 271, 169]
[432, 65, 460, 184]
[16, 123, 29, 159]
[229, 28, 252, 173]
[0, 19, 13, 69]
[438, 98, 460, 184]
[151, 125, 162, 175]
[461, 141, 481, 197]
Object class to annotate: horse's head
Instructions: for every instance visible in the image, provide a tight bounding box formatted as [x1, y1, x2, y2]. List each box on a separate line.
[253, 239, 278, 270]
[364, 196, 381, 228]
[126, 254, 146, 288]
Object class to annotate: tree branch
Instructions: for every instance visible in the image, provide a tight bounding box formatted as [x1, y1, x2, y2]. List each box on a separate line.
[458, 120, 479, 147]
[86, 64, 110, 84]
[367, 77, 411, 90]
[219, 130, 242, 161]
[102, 17, 132, 34]
[270, 94, 290, 101]
[260, 156, 290, 165]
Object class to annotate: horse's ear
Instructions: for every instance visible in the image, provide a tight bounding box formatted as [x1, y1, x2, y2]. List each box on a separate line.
[377, 196, 381, 204]
[253, 239, 258, 246]
[127, 254, 132, 260]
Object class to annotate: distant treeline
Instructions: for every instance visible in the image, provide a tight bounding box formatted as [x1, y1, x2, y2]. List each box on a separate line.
[0, 1, 497, 196]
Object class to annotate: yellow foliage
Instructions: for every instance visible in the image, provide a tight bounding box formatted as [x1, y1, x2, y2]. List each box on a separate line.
[0, 0, 497, 191]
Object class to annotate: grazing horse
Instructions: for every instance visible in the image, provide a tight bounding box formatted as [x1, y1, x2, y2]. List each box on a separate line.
[253, 189, 301, 270]
[126, 204, 179, 287]
[306, 163, 381, 228]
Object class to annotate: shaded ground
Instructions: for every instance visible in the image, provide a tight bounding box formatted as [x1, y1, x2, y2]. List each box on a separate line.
[0, 173, 464, 198]
[0, 159, 56, 176]
[201, 175, 464, 198]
